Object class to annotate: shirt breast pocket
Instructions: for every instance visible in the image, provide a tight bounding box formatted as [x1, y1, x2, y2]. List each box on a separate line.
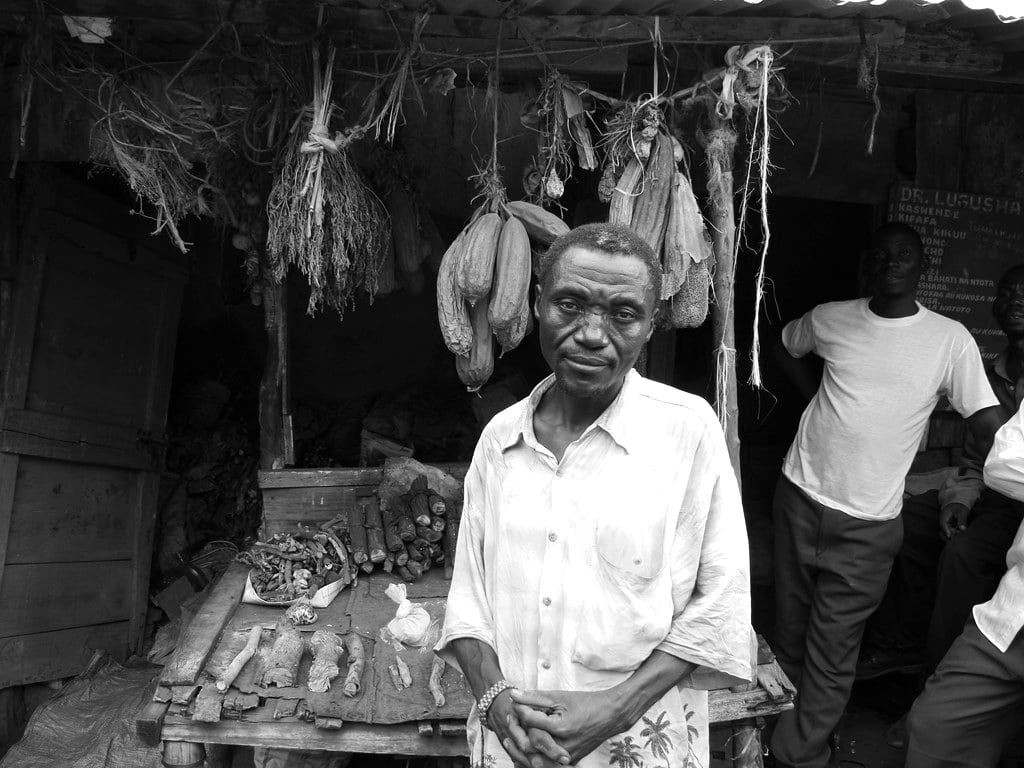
[571, 513, 672, 673]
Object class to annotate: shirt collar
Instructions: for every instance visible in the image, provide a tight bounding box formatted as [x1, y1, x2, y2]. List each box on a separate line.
[499, 370, 640, 454]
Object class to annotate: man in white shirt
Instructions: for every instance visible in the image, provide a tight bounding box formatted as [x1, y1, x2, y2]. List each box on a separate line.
[437, 223, 752, 768]
[770, 223, 1002, 768]
[905, 403, 1024, 767]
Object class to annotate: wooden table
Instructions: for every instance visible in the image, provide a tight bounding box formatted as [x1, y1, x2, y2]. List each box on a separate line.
[137, 562, 793, 768]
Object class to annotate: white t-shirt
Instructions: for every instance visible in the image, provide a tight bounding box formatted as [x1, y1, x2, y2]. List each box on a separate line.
[782, 299, 998, 521]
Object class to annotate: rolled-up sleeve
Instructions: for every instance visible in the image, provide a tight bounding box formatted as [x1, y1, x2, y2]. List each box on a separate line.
[656, 425, 753, 683]
[435, 442, 496, 672]
[781, 310, 816, 358]
[984, 402, 1024, 502]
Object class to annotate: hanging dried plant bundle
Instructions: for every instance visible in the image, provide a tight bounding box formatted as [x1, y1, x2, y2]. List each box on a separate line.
[521, 71, 596, 206]
[90, 73, 206, 253]
[266, 46, 389, 315]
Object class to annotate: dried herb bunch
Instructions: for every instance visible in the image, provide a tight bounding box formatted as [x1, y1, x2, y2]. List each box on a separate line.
[265, 46, 390, 315]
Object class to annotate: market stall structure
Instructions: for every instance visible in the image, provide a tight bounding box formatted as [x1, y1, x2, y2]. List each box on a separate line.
[2, 0, 1024, 764]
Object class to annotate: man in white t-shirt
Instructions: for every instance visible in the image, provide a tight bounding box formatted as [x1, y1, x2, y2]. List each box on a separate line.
[906, 403, 1024, 767]
[770, 222, 1002, 768]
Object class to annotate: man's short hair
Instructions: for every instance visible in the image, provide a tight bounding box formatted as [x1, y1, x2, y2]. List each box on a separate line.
[871, 222, 927, 268]
[538, 223, 663, 301]
[997, 263, 1024, 292]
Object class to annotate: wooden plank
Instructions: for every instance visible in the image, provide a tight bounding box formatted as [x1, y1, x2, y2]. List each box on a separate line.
[1, 408, 160, 471]
[916, 91, 965, 190]
[136, 701, 170, 747]
[4, 457, 134, 564]
[159, 717, 471, 756]
[25, 237, 173, 425]
[259, 280, 284, 471]
[0, 3, 905, 46]
[259, 463, 469, 488]
[0, 561, 132, 637]
[708, 684, 793, 723]
[330, 11, 904, 47]
[128, 471, 160, 652]
[259, 468, 387, 489]
[0, 621, 128, 687]
[160, 561, 248, 687]
[0, 168, 53, 596]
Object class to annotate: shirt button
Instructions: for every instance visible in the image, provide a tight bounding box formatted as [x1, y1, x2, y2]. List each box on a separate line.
[542, 597, 551, 606]
[548, 532, 558, 542]
[541, 661, 551, 670]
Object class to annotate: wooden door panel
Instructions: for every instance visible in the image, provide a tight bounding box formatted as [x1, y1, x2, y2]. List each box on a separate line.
[0, 560, 132, 637]
[0, 622, 129, 688]
[5, 457, 134, 564]
[0, 166, 184, 684]
[27, 235, 173, 426]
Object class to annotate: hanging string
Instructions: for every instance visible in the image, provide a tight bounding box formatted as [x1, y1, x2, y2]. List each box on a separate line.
[747, 47, 773, 388]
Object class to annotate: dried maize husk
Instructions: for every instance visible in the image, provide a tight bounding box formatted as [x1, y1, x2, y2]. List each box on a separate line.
[662, 171, 712, 300]
[608, 159, 642, 226]
[630, 132, 675, 254]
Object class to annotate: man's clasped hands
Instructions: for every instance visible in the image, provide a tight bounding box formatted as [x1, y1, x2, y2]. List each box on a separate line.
[487, 688, 628, 768]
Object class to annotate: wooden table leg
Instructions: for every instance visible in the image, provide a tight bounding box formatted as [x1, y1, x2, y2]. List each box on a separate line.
[731, 718, 764, 768]
[163, 740, 205, 768]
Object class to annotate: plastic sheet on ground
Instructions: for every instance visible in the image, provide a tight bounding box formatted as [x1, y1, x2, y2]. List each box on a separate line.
[0, 658, 161, 768]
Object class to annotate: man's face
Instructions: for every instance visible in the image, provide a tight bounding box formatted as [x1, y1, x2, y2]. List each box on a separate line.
[534, 246, 656, 400]
[866, 231, 924, 300]
[994, 271, 1024, 339]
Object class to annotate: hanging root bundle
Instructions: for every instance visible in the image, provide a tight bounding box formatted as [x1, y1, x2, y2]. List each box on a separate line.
[266, 45, 389, 315]
[90, 73, 205, 253]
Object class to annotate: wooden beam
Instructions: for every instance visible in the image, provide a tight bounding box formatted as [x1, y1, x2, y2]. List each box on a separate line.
[788, 30, 1002, 79]
[0, 2, 905, 48]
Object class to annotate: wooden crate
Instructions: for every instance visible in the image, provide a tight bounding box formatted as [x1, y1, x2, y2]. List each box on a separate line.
[258, 463, 468, 540]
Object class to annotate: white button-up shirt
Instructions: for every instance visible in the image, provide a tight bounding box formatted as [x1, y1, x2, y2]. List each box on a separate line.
[978, 402, 1024, 652]
[437, 371, 752, 768]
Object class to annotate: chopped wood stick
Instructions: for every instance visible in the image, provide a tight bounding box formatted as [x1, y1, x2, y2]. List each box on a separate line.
[388, 664, 404, 691]
[420, 555, 433, 573]
[430, 515, 446, 533]
[444, 514, 460, 580]
[395, 549, 409, 567]
[428, 492, 447, 516]
[396, 564, 416, 582]
[381, 498, 406, 551]
[362, 495, 387, 563]
[383, 552, 395, 573]
[349, 498, 369, 564]
[343, 634, 365, 698]
[360, 561, 375, 575]
[394, 495, 417, 541]
[260, 618, 304, 688]
[406, 543, 424, 561]
[322, 531, 352, 584]
[429, 655, 447, 707]
[216, 625, 262, 692]
[307, 630, 345, 693]
[405, 560, 423, 579]
[416, 525, 443, 543]
[395, 656, 413, 688]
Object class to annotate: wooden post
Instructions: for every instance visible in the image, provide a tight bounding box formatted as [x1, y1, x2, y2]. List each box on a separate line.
[259, 279, 286, 470]
[705, 117, 741, 483]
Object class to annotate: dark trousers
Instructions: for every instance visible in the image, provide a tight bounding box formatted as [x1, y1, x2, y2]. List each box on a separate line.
[925, 491, 1024, 671]
[865, 490, 944, 651]
[906, 621, 1024, 768]
[865, 489, 1023, 672]
[770, 477, 903, 768]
